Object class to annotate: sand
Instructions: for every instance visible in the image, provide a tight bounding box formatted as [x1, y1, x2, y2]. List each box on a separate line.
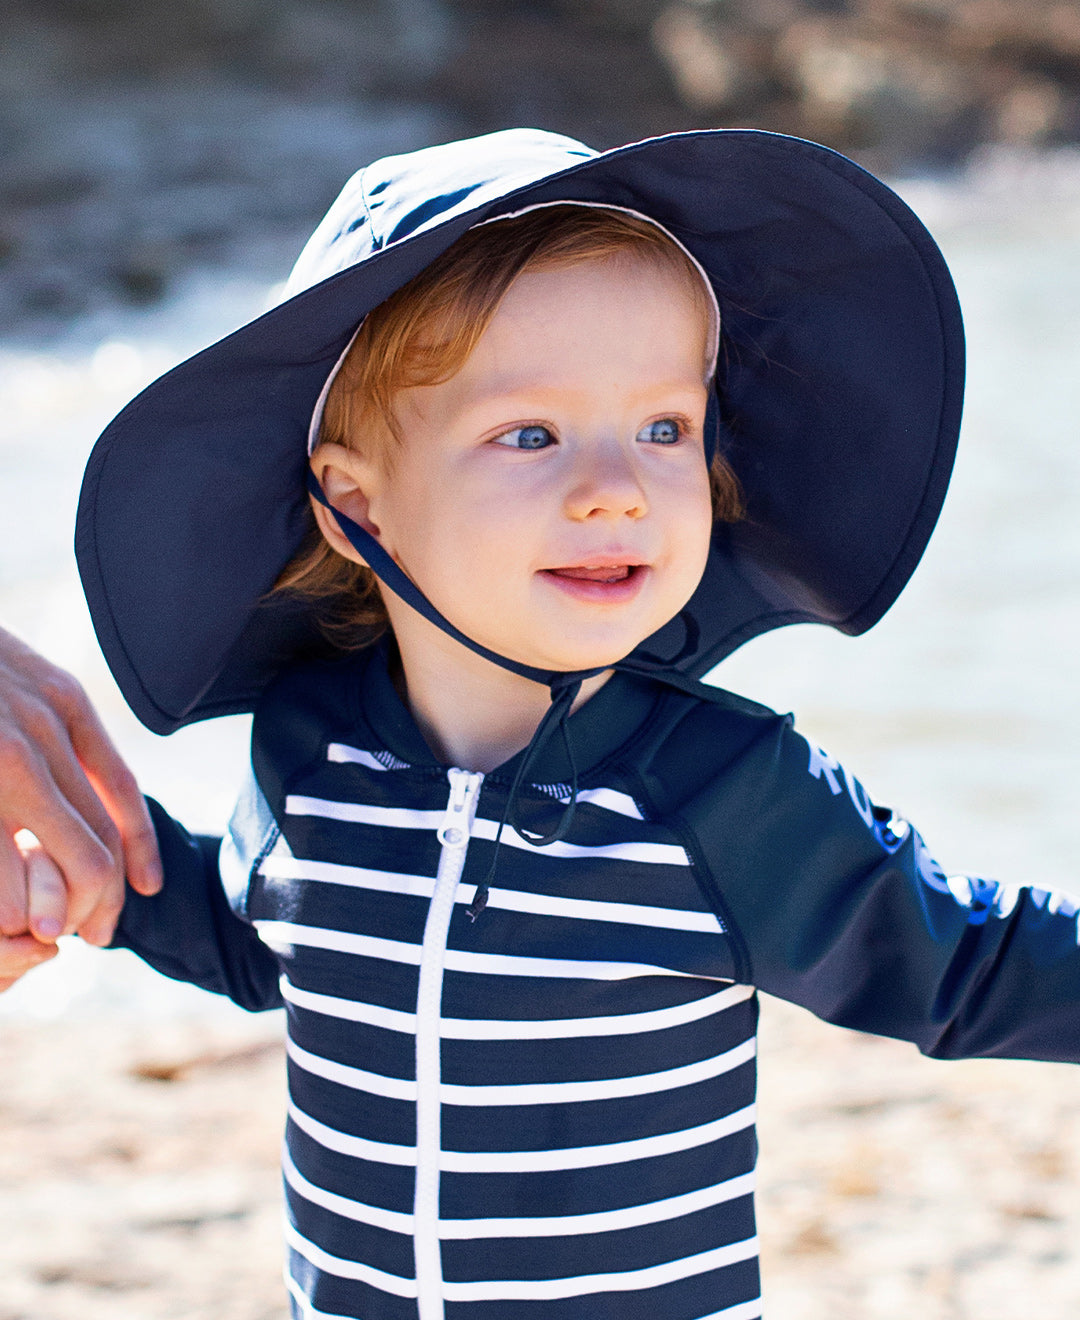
[3, 993, 1080, 1320]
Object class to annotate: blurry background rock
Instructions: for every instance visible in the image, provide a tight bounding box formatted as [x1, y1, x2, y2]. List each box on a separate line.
[2, 0, 1080, 333]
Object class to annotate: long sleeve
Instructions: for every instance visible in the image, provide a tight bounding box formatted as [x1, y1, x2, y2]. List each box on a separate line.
[637, 689, 1080, 1063]
[109, 796, 282, 1012]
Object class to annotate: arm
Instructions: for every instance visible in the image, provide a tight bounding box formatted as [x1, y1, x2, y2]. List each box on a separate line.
[0, 625, 161, 948]
[642, 694, 1080, 1063]
[110, 797, 282, 1012]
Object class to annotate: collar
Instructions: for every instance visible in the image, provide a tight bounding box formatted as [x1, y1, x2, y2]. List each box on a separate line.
[357, 639, 661, 784]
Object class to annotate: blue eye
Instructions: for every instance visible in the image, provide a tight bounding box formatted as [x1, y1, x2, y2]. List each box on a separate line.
[637, 418, 682, 445]
[493, 424, 555, 450]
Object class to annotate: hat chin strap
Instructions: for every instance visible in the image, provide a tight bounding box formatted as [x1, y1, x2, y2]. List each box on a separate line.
[306, 469, 608, 690]
[307, 468, 605, 916]
[305, 418, 714, 914]
[303, 388, 721, 686]
[303, 372, 718, 908]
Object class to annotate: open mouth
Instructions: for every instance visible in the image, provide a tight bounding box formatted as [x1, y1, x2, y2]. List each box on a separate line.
[547, 564, 639, 584]
[539, 563, 648, 601]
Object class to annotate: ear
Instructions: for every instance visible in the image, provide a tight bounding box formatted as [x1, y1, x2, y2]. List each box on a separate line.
[308, 442, 384, 566]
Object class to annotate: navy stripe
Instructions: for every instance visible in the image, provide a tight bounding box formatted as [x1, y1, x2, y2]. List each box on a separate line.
[270, 947, 422, 1014]
[288, 1005, 416, 1077]
[442, 1257, 762, 1320]
[289, 1246, 420, 1320]
[439, 1127, 758, 1219]
[287, 1067, 417, 1149]
[448, 906, 732, 978]
[441, 1195, 758, 1283]
[288, 1119, 415, 1212]
[289, 1195, 416, 1279]
[438, 1004, 756, 1086]
[440, 972, 730, 1022]
[439, 1061, 756, 1153]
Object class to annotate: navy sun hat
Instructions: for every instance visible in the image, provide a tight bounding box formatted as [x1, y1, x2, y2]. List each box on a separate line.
[76, 127, 964, 736]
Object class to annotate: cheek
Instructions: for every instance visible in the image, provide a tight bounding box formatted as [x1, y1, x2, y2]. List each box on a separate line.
[391, 474, 520, 571]
[663, 479, 714, 601]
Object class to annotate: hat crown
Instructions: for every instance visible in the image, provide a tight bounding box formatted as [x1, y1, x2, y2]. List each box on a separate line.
[283, 129, 597, 301]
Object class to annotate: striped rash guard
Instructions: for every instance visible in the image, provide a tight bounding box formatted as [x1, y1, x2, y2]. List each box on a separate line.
[115, 645, 1080, 1320]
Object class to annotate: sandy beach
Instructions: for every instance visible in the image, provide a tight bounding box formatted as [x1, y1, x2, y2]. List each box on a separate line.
[4, 994, 1080, 1319]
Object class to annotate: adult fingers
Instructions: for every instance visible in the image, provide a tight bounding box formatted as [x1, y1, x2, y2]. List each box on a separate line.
[0, 630, 160, 942]
[0, 828, 28, 937]
[19, 830, 69, 944]
[0, 716, 121, 937]
[69, 696, 162, 900]
[0, 932, 58, 993]
[53, 677, 162, 945]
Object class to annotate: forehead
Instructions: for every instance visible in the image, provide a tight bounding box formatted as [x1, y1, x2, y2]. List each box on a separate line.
[473, 200, 721, 377]
[487, 253, 711, 379]
[397, 254, 712, 429]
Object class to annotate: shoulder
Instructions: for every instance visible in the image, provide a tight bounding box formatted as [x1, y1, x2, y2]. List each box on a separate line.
[619, 675, 861, 839]
[623, 676, 797, 803]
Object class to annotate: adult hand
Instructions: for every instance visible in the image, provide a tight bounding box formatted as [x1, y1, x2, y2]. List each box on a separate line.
[0, 832, 62, 991]
[0, 625, 162, 950]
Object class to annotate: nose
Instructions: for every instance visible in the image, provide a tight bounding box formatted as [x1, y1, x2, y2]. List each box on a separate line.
[563, 435, 648, 522]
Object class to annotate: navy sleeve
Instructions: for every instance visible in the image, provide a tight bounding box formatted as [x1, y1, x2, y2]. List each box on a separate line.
[640, 695, 1080, 1063]
[109, 797, 283, 1012]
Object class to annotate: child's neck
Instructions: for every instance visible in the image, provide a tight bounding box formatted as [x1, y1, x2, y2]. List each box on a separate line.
[390, 630, 611, 774]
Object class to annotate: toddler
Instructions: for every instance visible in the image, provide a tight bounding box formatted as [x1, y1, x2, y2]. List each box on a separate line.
[38, 128, 1080, 1318]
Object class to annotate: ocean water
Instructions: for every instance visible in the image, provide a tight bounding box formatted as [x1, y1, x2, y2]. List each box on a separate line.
[1, 148, 1079, 1019]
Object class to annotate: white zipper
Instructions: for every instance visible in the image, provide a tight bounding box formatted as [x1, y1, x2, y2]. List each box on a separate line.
[414, 767, 483, 1320]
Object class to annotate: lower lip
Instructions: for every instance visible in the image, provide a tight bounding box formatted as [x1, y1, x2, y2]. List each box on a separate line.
[539, 565, 648, 604]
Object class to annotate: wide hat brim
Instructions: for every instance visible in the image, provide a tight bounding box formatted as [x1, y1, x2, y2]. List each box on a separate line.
[76, 128, 963, 735]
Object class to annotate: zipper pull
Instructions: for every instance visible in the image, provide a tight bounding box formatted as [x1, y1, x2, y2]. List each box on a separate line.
[437, 768, 482, 848]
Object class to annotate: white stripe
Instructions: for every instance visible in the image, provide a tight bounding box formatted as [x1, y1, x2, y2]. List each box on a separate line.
[438, 1104, 756, 1173]
[573, 786, 644, 819]
[476, 884, 720, 933]
[262, 853, 718, 933]
[256, 920, 421, 965]
[442, 946, 706, 981]
[286, 1036, 417, 1100]
[261, 854, 436, 899]
[286, 795, 443, 831]
[695, 1300, 764, 1320]
[318, 761, 643, 817]
[326, 744, 391, 770]
[320, 763, 645, 818]
[281, 976, 752, 1040]
[258, 920, 710, 981]
[284, 1150, 753, 1241]
[285, 794, 688, 866]
[478, 814, 689, 865]
[283, 1146, 414, 1235]
[441, 1235, 759, 1302]
[288, 1099, 416, 1166]
[281, 976, 417, 1033]
[286, 1024, 753, 1108]
[439, 1036, 756, 1106]
[288, 1097, 754, 1174]
[285, 1268, 355, 1320]
[285, 1220, 417, 1298]
[438, 1171, 756, 1239]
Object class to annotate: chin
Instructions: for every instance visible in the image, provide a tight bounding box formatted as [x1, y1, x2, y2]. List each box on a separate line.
[533, 638, 645, 674]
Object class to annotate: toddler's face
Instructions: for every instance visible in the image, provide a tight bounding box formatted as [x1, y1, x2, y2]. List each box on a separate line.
[359, 252, 714, 674]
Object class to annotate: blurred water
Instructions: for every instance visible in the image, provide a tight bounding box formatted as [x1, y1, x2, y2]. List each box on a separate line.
[1, 148, 1078, 1019]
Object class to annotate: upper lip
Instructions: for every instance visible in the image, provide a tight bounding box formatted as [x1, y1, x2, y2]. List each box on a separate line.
[541, 553, 647, 571]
